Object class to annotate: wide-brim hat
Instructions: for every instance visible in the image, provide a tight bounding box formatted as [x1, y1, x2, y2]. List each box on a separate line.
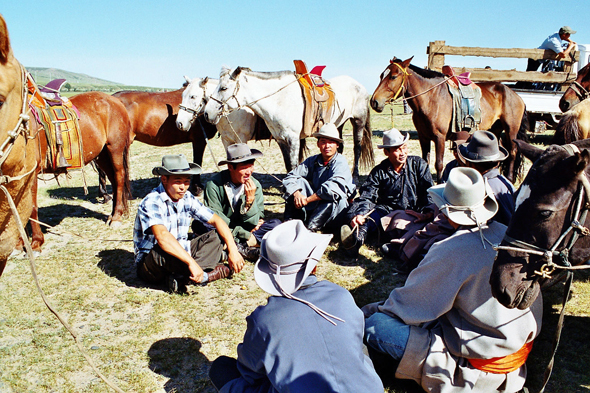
[254, 220, 332, 296]
[152, 154, 202, 176]
[312, 123, 343, 143]
[218, 143, 263, 166]
[377, 128, 409, 148]
[458, 130, 508, 163]
[428, 167, 498, 226]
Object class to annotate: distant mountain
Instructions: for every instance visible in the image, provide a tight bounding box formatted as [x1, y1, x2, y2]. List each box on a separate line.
[27, 67, 170, 93]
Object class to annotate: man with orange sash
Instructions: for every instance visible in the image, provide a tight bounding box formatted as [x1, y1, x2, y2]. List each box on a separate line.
[362, 168, 543, 393]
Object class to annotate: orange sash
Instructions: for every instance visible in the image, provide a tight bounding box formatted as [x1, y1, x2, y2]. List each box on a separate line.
[468, 341, 533, 374]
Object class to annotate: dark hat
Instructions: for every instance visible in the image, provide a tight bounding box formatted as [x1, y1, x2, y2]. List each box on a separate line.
[559, 26, 576, 35]
[458, 131, 508, 163]
[152, 154, 202, 176]
[218, 143, 263, 166]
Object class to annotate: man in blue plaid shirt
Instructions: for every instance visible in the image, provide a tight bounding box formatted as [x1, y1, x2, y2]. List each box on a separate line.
[134, 154, 244, 293]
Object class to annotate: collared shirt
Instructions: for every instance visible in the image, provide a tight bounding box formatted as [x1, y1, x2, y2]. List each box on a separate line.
[539, 32, 568, 54]
[133, 183, 214, 264]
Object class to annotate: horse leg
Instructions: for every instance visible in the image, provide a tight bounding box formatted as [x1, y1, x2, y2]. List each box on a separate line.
[418, 132, 431, 166]
[13, 174, 44, 256]
[278, 134, 300, 172]
[95, 146, 130, 228]
[190, 140, 206, 195]
[345, 121, 361, 184]
[433, 136, 446, 183]
[96, 161, 112, 204]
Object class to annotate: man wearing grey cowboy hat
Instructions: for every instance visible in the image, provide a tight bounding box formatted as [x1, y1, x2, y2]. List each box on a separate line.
[133, 154, 244, 294]
[341, 127, 435, 256]
[282, 123, 356, 232]
[208, 220, 384, 393]
[362, 167, 542, 393]
[457, 130, 515, 226]
[204, 143, 281, 261]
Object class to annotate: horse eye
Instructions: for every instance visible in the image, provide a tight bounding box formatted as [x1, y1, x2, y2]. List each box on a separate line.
[538, 210, 553, 220]
[220, 86, 227, 91]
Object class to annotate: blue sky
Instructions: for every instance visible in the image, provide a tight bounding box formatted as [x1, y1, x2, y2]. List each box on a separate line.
[2, 1, 587, 91]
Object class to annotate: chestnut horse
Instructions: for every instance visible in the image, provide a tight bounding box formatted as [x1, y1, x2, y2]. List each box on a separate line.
[0, 14, 39, 276]
[371, 57, 528, 183]
[490, 139, 590, 310]
[559, 62, 590, 112]
[111, 88, 218, 194]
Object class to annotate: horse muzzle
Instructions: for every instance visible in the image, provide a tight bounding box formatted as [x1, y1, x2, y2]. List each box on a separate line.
[490, 250, 541, 310]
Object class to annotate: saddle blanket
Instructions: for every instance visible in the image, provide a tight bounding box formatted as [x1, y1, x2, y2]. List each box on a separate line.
[447, 82, 482, 134]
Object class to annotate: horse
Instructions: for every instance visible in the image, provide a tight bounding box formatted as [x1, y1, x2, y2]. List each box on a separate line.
[559, 62, 590, 112]
[0, 14, 39, 276]
[111, 88, 218, 194]
[552, 99, 590, 144]
[489, 139, 590, 310]
[176, 76, 270, 155]
[370, 57, 529, 183]
[203, 67, 374, 181]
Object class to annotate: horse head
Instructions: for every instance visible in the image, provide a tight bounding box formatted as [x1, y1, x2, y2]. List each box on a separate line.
[203, 66, 247, 125]
[560, 63, 590, 112]
[176, 76, 217, 131]
[490, 139, 590, 309]
[370, 56, 413, 113]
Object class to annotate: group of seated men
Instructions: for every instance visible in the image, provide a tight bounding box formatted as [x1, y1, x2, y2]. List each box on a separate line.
[132, 124, 540, 393]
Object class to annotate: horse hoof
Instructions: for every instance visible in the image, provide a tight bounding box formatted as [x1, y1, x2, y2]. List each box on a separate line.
[10, 249, 23, 258]
[109, 220, 123, 229]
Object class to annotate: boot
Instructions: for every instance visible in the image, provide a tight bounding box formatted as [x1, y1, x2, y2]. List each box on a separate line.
[237, 242, 260, 262]
[207, 264, 232, 282]
[306, 202, 334, 232]
[167, 274, 189, 294]
[340, 223, 367, 256]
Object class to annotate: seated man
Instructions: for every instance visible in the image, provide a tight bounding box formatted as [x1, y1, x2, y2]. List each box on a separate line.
[363, 167, 542, 393]
[209, 220, 384, 393]
[282, 123, 356, 232]
[341, 128, 435, 255]
[134, 154, 244, 294]
[204, 143, 281, 262]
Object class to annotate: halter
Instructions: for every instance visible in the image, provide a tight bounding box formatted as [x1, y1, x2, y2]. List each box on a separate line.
[383, 62, 450, 106]
[386, 62, 410, 103]
[178, 81, 209, 124]
[569, 80, 590, 102]
[493, 144, 590, 279]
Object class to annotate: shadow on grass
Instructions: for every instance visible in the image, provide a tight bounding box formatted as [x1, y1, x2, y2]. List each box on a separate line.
[96, 248, 145, 289]
[148, 337, 214, 393]
[37, 203, 110, 230]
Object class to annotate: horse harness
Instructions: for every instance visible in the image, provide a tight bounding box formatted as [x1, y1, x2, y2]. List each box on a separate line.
[569, 80, 590, 103]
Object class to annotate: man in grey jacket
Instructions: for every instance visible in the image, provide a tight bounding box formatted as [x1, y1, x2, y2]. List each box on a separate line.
[363, 168, 543, 393]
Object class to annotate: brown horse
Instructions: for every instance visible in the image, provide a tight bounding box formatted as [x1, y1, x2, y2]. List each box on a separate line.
[371, 57, 528, 182]
[0, 14, 39, 276]
[552, 98, 590, 144]
[111, 89, 218, 194]
[559, 62, 590, 112]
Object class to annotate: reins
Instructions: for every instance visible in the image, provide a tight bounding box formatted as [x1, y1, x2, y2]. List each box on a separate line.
[383, 62, 451, 107]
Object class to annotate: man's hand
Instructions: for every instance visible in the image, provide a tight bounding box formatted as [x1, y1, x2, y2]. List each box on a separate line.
[188, 261, 205, 284]
[293, 190, 308, 209]
[350, 214, 366, 228]
[251, 219, 264, 233]
[244, 178, 256, 206]
[227, 249, 245, 273]
[405, 210, 434, 223]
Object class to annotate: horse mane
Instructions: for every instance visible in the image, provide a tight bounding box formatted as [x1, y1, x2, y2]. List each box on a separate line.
[241, 69, 294, 80]
[390, 58, 444, 79]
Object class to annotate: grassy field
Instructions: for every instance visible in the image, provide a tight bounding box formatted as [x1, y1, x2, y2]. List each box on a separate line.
[0, 105, 589, 393]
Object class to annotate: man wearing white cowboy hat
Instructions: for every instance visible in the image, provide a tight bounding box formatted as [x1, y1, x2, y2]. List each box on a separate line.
[362, 167, 542, 393]
[204, 143, 281, 261]
[341, 127, 435, 255]
[282, 123, 356, 232]
[208, 220, 384, 393]
[134, 154, 244, 294]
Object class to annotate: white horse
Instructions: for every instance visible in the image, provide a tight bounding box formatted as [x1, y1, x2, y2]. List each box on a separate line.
[202, 67, 374, 179]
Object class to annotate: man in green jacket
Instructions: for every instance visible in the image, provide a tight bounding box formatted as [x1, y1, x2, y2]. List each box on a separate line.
[204, 143, 281, 261]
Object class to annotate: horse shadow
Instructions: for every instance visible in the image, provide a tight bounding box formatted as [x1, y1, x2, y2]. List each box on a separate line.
[36, 204, 110, 233]
[147, 337, 215, 393]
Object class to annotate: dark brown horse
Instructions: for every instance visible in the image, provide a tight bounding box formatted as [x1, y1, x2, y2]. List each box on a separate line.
[0, 14, 39, 276]
[490, 139, 590, 310]
[559, 62, 590, 112]
[111, 89, 218, 194]
[371, 57, 528, 182]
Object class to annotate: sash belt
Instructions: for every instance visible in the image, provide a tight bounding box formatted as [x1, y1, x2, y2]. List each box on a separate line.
[468, 341, 533, 374]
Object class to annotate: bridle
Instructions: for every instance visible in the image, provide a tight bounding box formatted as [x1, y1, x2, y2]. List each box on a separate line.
[568, 80, 590, 102]
[177, 81, 209, 125]
[382, 62, 451, 106]
[493, 144, 590, 280]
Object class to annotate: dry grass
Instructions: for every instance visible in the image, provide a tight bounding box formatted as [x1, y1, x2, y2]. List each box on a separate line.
[0, 107, 589, 393]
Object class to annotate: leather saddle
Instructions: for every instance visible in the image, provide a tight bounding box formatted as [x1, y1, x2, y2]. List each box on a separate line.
[442, 65, 473, 88]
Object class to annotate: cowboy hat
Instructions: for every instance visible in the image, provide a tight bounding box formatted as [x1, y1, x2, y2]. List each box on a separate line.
[312, 123, 343, 143]
[152, 154, 202, 176]
[254, 220, 332, 296]
[428, 167, 498, 226]
[377, 128, 409, 148]
[217, 143, 263, 166]
[458, 131, 508, 163]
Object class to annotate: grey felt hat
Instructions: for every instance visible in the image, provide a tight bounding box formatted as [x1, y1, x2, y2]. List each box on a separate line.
[152, 154, 202, 176]
[218, 143, 263, 166]
[428, 167, 498, 226]
[377, 128, 409, 148]
[458, 131, 508, 163]
[312, 123, 343, 143]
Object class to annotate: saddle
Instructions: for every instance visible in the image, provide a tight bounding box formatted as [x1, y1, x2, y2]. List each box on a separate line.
[442, 65, 482, 133]
[294, 60, 336, 138]
[27, 77, 84, 171]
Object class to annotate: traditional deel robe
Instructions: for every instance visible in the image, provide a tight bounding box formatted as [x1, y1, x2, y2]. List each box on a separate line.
[204, 170, 264, 242]
[364, 221, 543, 393]
[282, 153, 356, 222]
[483, 168, 515, 226]
[221, 277, 384, 393]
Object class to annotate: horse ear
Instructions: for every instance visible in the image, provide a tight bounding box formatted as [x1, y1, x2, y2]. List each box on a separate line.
[0, 15, 11, 65]
[390, 57, 398, 64]
[514, 139, 544, 162]
[230, 67, 243, 80]
[574, 150, 590, 174]
[401, 57, 414, 68]
[184, 75, 191, 83]
[199, 77, 209, 88]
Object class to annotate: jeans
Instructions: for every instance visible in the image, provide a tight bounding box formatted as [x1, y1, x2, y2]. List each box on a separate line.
[365, 312, 410, 361]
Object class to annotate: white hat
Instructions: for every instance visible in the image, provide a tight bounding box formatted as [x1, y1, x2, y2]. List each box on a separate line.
[428, 167, 498, 226]
[312, 123, 343, 143]
[377, 128, 409, 148]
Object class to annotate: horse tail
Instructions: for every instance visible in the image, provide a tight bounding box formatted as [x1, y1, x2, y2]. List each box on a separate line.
[122, 134, 132, 213]
[357, 105, 375, 170]
[553, 112, 580, 144]
[299, 138, 310, 163]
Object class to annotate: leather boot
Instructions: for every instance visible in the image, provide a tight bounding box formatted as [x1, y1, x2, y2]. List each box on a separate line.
[237, 242, 260, 261]
[340, 223, 367, 256]
[306, 202, 334, 232]
[207, 264, 232, 282]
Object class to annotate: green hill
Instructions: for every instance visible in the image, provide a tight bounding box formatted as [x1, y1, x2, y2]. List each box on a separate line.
[27, 67, 173, 93]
